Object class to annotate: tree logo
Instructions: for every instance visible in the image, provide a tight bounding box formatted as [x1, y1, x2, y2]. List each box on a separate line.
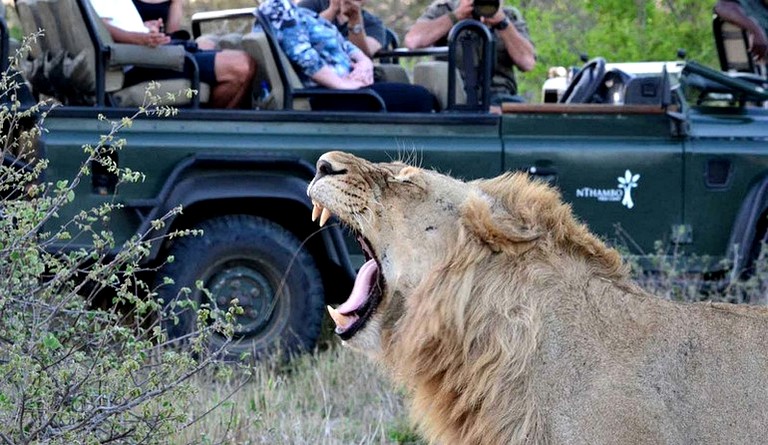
[617, 170, 640, 209]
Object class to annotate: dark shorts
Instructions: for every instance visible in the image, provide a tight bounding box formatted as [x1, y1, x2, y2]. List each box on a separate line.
[123, 50, 217, 87]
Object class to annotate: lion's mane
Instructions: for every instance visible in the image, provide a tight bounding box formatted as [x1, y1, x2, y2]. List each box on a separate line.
[379, 173, 629, 443]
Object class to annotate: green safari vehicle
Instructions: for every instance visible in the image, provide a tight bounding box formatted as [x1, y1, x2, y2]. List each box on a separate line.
[3, 0, 768, 355]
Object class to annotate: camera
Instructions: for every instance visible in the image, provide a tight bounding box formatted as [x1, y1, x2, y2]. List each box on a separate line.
[472, 0, 500, 18]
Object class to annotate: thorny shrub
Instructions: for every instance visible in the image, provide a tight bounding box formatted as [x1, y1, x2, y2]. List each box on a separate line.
[0, 37, 245, 445]
[616, 225, 768, 305]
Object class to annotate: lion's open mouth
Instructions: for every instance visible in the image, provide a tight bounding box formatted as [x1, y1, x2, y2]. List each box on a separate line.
[312, 202, 385, 340]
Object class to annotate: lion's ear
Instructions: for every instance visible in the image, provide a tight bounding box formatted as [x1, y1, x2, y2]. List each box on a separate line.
[394, 166, 420, 181]
[461, 194, 541, 254]
[391, 166, 426, 187]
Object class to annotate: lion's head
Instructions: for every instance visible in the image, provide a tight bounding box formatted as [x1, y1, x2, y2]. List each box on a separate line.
[308, 151, 625, 355]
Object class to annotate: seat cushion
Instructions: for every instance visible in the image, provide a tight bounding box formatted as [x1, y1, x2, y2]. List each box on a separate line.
[413, 60, 467, 111]
[375, 64, 410, 84]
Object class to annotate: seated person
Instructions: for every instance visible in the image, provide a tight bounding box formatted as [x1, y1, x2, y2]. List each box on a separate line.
[404, 0, 535, 103]
[258, 0, 437, 112]
[90, 0, 256, 109]
[131, 0, 216, 49]
[296, 0, 386, 57]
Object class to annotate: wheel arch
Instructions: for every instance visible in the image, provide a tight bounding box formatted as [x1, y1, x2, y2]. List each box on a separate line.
[132, 156, 355, 304]
[727, 173, 768, 273]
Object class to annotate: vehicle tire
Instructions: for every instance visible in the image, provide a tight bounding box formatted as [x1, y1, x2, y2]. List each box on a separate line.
[741, 225, 768, 303]
[155, 214, 324, 359]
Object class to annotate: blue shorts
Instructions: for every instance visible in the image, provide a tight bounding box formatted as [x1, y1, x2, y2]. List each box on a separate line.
[123, 50, 217, 87]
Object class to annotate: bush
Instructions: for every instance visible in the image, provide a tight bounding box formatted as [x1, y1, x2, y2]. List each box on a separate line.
[0, 37, 242, 444]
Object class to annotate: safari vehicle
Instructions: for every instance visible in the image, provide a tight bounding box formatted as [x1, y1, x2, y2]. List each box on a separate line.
[2, 0, 768, 355]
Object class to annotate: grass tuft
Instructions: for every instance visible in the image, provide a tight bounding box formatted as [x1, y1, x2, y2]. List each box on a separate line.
[175, 345, 422, 444]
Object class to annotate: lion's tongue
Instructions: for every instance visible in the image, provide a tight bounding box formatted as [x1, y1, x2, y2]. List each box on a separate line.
[327, 259, 378, 332]
[337, 259, 378, 314]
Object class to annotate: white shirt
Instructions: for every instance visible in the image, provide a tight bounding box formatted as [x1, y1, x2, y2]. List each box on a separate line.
[89, 0, 149, 33]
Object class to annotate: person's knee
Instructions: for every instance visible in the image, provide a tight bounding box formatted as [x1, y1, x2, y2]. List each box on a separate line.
[215, 50, 256, 85]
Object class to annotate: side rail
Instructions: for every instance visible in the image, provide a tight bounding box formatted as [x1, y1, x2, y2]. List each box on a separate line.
[191, 7, 255, 39]
[683, 60, 768, 105]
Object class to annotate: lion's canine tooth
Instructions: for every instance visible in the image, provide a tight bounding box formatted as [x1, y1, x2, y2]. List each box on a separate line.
[312, 202, 322, 222]
[319, 207, 332, 226]
[327, 305, 352, 327]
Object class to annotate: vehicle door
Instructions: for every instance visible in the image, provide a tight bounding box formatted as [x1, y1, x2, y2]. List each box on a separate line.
[43, 109, 504, 270]
[501, 106, 685, 256]
[685, 106, 768, 272]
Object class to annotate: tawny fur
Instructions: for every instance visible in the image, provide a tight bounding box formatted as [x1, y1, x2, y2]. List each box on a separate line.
[308, 151, 768, 445]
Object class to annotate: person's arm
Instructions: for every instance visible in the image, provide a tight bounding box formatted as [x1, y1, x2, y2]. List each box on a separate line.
[297, 0, 339, 22]
[483, 7, 535, 72]
[714, 0, 768, 61]
[404, 0, 473, 49]
[166, 0, 184, 34]
[311, 65, 368, 89]
[345, 3, 382, 56]
[102, 20, 170, 47]
[320, 0, 342, 22]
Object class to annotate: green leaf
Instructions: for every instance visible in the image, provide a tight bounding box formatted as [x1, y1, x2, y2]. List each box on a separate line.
[42, 332, 62, 350]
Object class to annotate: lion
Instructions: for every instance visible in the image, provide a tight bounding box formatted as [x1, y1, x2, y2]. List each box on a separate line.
[307, 151, 768, 445]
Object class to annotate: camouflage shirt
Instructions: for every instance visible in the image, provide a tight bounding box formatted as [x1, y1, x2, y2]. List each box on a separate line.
[416, 0, 533, 96]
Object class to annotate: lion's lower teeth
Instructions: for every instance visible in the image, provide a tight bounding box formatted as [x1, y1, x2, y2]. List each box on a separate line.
[319, 207, 332, 226]
[327, 305, 355, 329]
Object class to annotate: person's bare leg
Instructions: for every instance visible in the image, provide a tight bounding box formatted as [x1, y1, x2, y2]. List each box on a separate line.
[210, 50, 257, 109]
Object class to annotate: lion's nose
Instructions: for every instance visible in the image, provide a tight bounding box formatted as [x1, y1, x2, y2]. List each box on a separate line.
[316, 159, 347, 179]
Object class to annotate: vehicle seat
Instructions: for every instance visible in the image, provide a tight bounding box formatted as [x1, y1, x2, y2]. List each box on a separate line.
[241, 30, 307, 110]
[413, 60, 466, 111]
[374, 28, 410, 84]
[713, 15, 766, 76]
[14, 0, 210, 107]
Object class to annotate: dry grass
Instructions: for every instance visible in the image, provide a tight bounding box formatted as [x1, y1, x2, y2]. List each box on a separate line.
[169, 243, 768, 445]
[173, 344, 422, 445]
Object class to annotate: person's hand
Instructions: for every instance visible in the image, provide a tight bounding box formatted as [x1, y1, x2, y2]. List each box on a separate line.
[139, 31, 171, 47]
[323, 0, 342, 20]
[455, 0, 474, 21]
[143, 19, 164, 33]
[748, 27, 768, 62]
[342, 0, 364, 21]
[481, 5, 507, 28]
[349, 56, 374, 86]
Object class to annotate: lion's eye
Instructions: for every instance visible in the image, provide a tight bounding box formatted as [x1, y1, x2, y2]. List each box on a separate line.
[317, 160, 347, 177]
